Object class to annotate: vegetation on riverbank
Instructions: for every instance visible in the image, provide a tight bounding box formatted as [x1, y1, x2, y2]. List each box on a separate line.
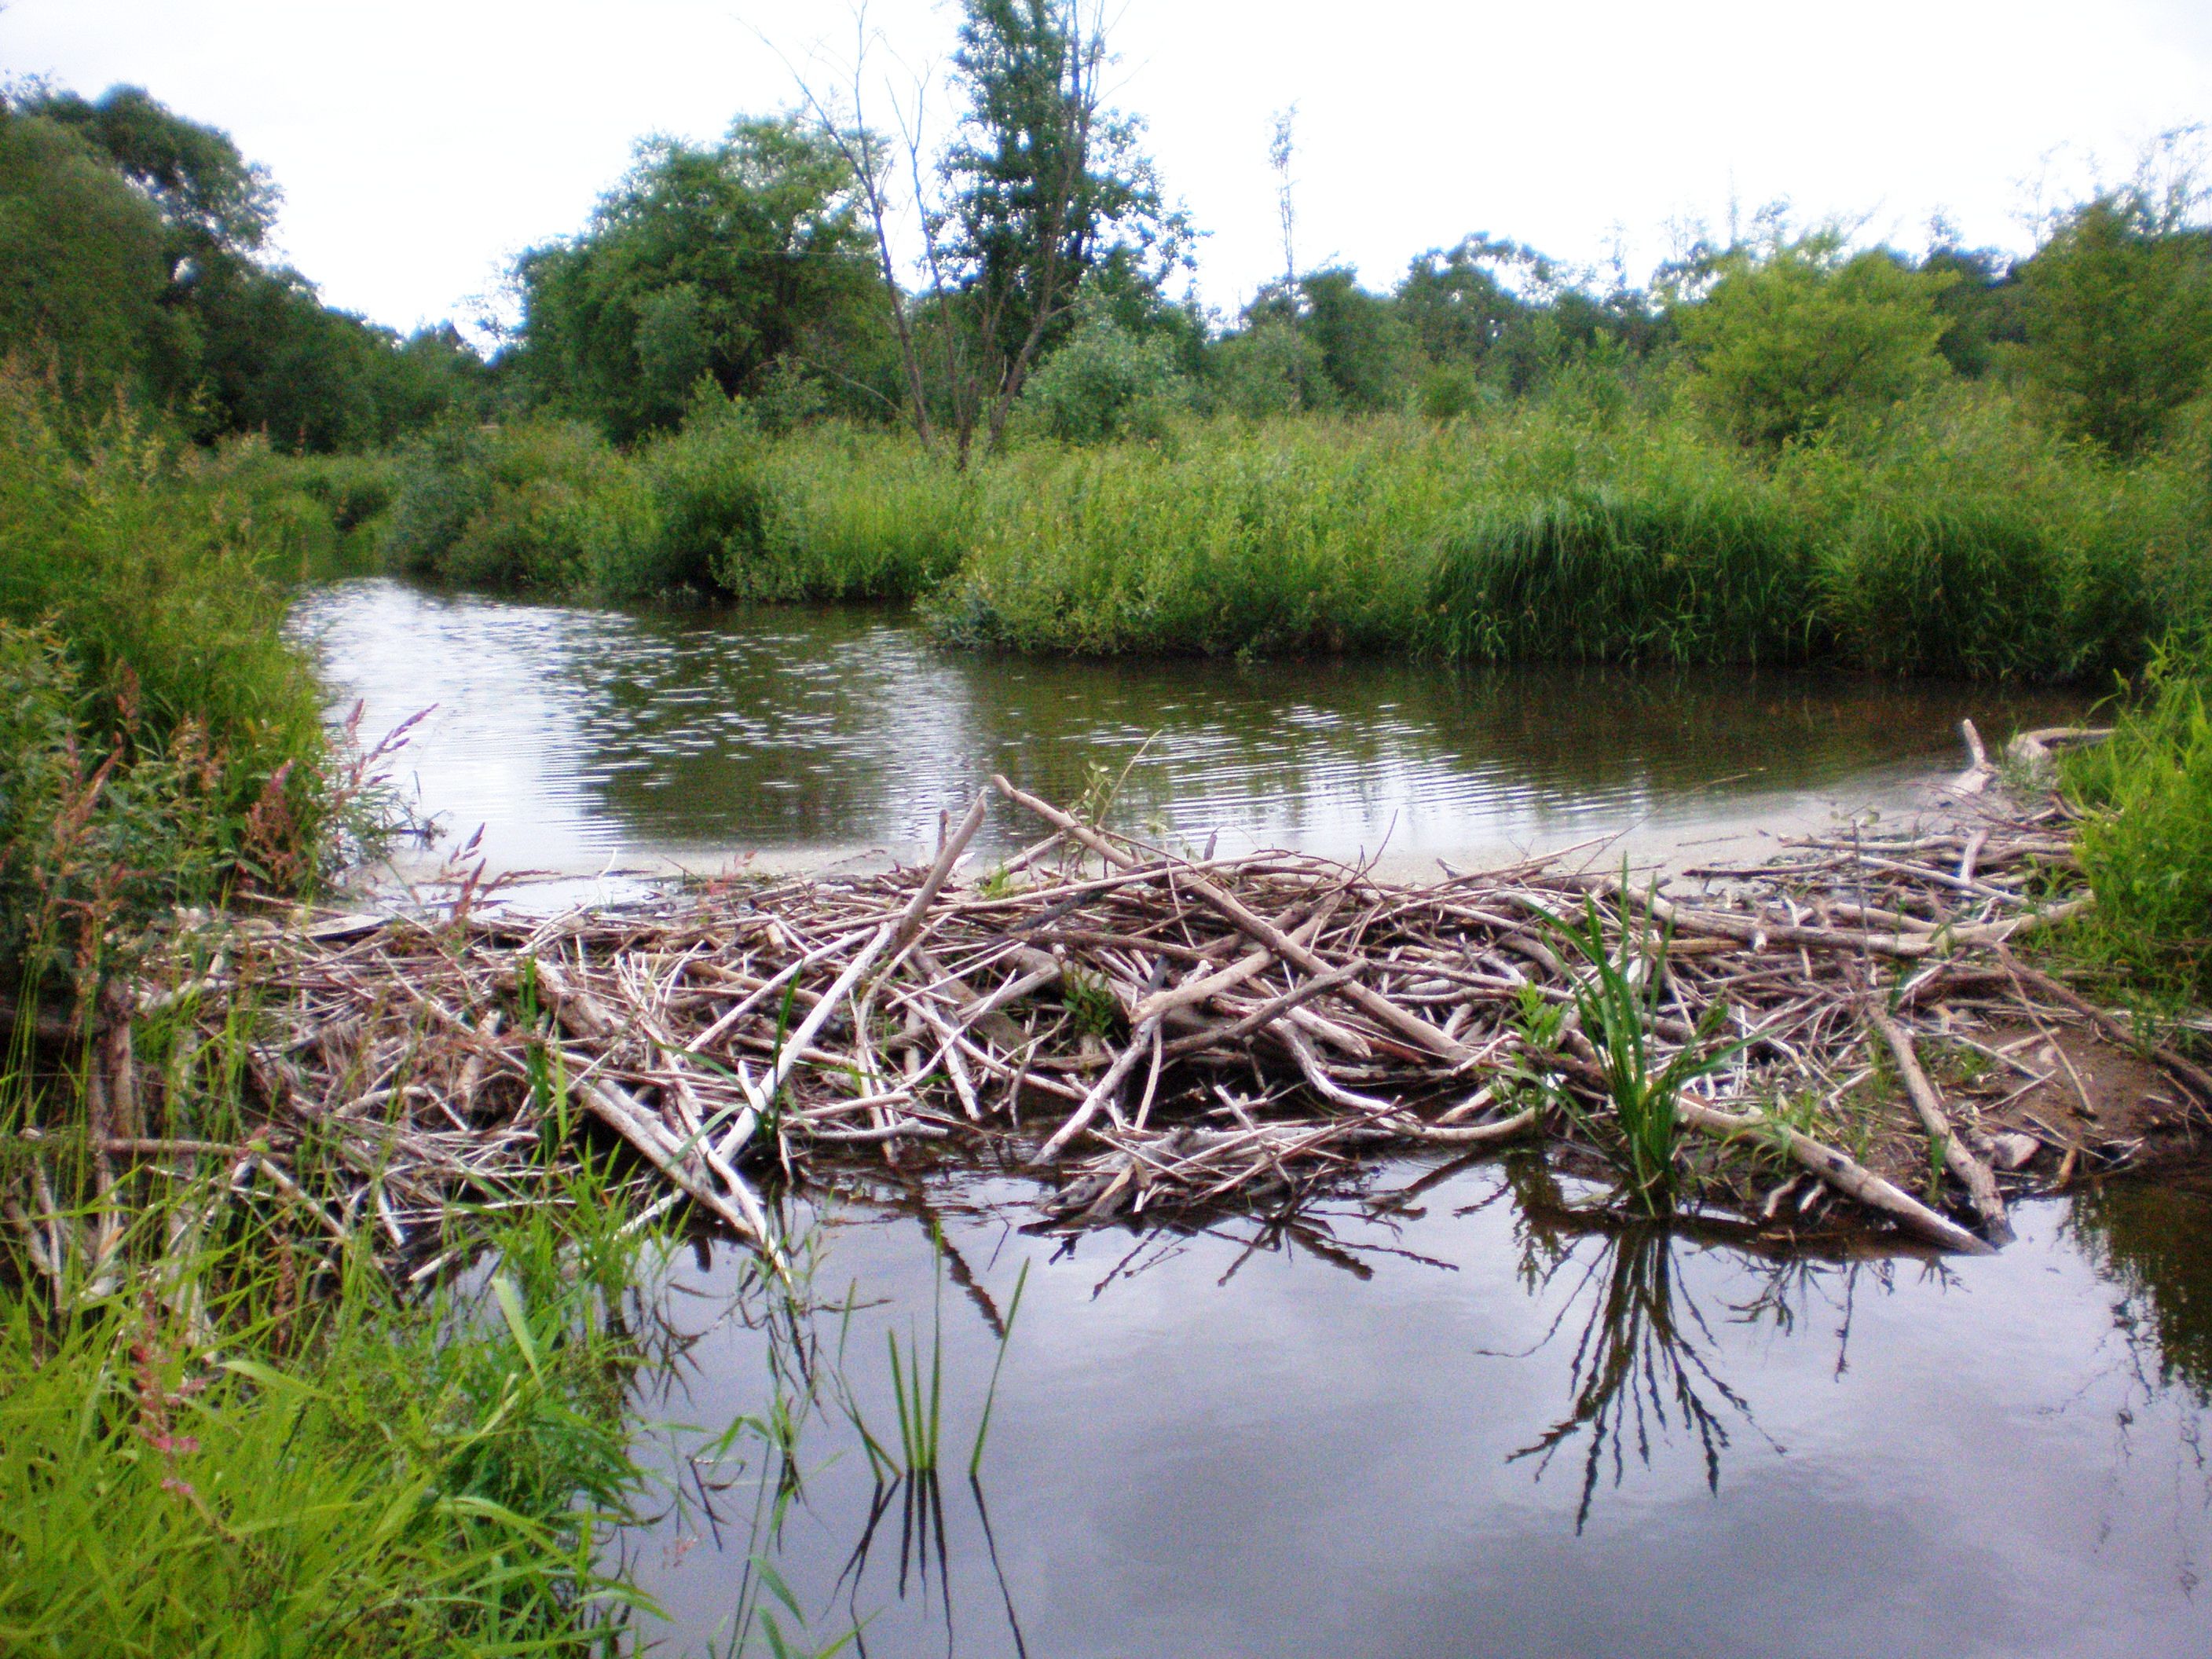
[363, 382, 2210, 680]
[2066, 636, 2212, 998]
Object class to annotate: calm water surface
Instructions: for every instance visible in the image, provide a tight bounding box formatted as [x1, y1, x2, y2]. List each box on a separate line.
[293, 579, 2085, 874]
[295, 578, 2203, 1652]
[622, 1161, 2212, 1659]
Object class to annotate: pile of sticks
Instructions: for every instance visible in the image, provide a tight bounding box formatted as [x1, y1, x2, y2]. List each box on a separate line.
[19, 753, 2207, 1276]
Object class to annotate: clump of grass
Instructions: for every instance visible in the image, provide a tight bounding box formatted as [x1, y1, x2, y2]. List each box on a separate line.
[1422, 475, 1820, 665]
[2066, 635, 2212, 998]
[0, 1172, 662, 1656]
[1543, 892, 1744, 1210]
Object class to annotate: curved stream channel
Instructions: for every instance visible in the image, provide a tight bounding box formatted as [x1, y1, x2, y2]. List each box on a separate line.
[294, 579, 2210, 1655]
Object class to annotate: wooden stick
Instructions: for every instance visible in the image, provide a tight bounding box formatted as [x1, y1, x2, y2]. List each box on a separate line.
[1870, 1009, 2010, 1240]
[1679, 1101, 1995, 1255]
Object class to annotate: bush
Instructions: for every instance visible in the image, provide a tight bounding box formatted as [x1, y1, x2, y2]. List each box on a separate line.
[0, 373, 324, 819]
[2067, 636, 2212, 997]
[2021, 192, 2212, 458]
[1679, 236, 1952, 449]
[1018, 311, 1192, 444]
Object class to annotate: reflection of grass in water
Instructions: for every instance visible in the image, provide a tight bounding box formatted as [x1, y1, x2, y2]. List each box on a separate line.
[1494, 1159, 1777, 1532]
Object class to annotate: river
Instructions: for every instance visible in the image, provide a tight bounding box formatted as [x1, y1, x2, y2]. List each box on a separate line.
[293, 577, 2207, 1657]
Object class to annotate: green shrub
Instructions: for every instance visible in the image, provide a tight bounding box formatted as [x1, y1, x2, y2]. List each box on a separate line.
[0, 373, 324, 818]
[2067, 636, 2212, 997]
[1679, 236, 1952, 449]
[1018, 310, 1192, 444]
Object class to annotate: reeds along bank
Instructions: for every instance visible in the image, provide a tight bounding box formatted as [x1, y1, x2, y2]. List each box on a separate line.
[370, 390, 2212, 681]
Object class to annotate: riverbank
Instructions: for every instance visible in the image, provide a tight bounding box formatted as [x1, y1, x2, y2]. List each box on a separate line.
[361, 394, 2212, 679]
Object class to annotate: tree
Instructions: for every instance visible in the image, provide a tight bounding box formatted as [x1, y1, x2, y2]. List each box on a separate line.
[512, 116, 884, 439]
[2019, 190, 2212, 456]
[1676, 235, 1952, 449]
[27, 83, 278, 269]
[786, 0, 1187, 462]
[0, 102, 172, 401]
[935, 0, 1189, 456]
[2, 82, 486, 449]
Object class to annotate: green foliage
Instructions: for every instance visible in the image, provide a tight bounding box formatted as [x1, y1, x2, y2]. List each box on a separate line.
[0, 104, 171, 402]
[0, 379, 336, 996]
[0, 83, 487, 451]
[0, 1188, 657, 1656]
[0, 624, 234, 1002]
[2066, 636, 2212, 997]
[1678, 236, 1953, 448]
[1823, 498, 2067, 677]
[1209, 319, 1335, 418]
[1291, 268, 1423, 411]
[1018, 304, 1192, 443]
[511, 116, 884, 440]
[383, 407, 969, 603]
[1543, 892, 1743, 1210]
[941, 0, 1191, 384]
[1423, 471, 1819, 666]
[2020, 192, 2212, 456]
[0, 372, 324, 812]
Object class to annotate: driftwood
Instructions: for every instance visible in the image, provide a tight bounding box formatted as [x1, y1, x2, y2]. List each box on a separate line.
[8, 763, 2195, 1285]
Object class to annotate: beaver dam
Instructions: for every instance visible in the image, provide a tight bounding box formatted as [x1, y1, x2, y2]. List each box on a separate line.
[17, 724, 2206, 1290]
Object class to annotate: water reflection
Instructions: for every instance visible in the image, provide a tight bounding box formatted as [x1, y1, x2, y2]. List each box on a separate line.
[293, 579, 2086, 873]
[620, 1160, 2212, 1658]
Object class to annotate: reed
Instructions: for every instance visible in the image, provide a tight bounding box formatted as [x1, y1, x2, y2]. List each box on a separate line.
[1543, 890, 1746, 1209]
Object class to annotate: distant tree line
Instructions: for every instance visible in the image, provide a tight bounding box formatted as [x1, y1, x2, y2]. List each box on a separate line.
[0, 82, 489, 451]
[6, 3, 2210, 466]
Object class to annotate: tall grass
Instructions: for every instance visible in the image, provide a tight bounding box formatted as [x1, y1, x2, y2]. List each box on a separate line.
[368, 383, 2212, 680]
[0, 1167, 662, 1656]
[0, 372, 345, 1005]
[2065, 635, 2212, 998]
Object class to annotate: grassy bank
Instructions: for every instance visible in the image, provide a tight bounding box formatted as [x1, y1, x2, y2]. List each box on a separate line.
[0, 371, 347, 1013]
[0, 1133, 674, 1655]
[366, 384, 2212, 679]
[2065, 636, 2212, 1001]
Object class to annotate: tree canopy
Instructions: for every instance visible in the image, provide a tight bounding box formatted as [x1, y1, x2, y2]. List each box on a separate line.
[511, 117, 886, 440]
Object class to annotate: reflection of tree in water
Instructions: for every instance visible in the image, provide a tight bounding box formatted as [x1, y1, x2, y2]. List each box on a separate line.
[2067, 1174, 2212, 1404]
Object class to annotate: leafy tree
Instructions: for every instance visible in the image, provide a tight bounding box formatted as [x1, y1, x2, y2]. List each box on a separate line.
[27, 83, 278, 268]
[1288, 267, 1420, 410]
[1677, 235, 1952, 448]
[2019, 190, 2212, 456]
[3, 82, 486, 449]
[935, 0, 1190, 456]
[1208, 317, 1333, 418]
[0, 102, 172, 400]
[1396, 236, 1542, 368]
[512, 116, 881, 440]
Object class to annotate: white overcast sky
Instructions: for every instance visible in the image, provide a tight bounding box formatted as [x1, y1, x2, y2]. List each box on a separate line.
[5, 0, 2210, 337]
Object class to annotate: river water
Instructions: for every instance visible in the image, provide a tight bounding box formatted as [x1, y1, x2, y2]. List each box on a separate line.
[294, 577, 2085, 880]
[291, 579, 2207, 1655]
[621, 1161, 2212, 1659]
